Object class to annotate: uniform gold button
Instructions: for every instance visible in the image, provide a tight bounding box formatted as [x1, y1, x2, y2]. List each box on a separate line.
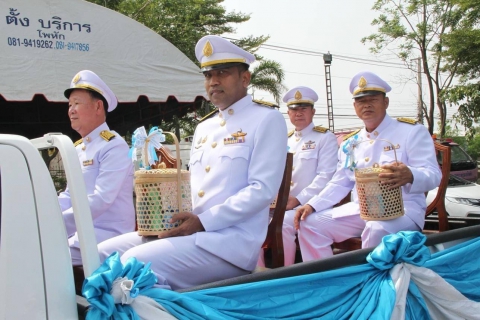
[228, 109, 234, 115]
[82, 145, 86, 151]
[370, 140, 374, 144]
[290, 181, 294, 186]
[220, 120, 226, 126]
[86, 137, 91, 142]
[205, 165, 210, 173]
[292, 166, 295, 171]
[296, 138, 300, 142]
[365, 157, 370, 162]
[198, 190, 205, 197]
[211, 142, 217, 148]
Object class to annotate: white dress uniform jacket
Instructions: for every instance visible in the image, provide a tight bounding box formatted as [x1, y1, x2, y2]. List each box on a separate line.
[58, 123, 135, 252]
[288, 122, 338, 204]
[306, 115, 441, 230]
[191, 95, 287, 270]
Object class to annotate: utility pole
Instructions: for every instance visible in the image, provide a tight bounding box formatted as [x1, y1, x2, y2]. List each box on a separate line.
[412, 57, 423, 124]
[323, 52, 334, 132]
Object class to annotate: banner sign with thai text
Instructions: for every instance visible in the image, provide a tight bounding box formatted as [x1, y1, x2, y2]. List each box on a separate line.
[1, 0, 204, 102]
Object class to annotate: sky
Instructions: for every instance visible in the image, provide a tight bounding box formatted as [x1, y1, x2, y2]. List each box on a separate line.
[221, 0, 443, 132]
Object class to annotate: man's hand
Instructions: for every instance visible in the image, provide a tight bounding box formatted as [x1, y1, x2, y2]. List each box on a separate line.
[286, 196, 300, 210]
[293, 204, 315, 230]
[157, 212, 205, 239]
[379, 161, 413, 189]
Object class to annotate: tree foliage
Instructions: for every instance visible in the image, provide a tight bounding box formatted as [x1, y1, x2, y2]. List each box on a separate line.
[87, 0, 286, 137]
[362, 0, 462, 136]
[442, 0, 480, 139]
[250, 59, 287, 104]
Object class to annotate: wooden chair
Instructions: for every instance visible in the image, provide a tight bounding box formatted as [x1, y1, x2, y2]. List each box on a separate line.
[152, 146, 178, 169]
[260, 152, 293, 268]
[424, 142, 451, 232]
[332, 141, 451, 252]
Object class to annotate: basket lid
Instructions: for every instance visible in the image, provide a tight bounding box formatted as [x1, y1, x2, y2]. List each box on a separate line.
[134, 168, 189, 177]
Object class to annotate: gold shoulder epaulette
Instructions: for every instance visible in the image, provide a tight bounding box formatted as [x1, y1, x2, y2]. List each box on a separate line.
[288, 130, 295, 137]
[74, 138, 83, 147]
[397, 117, 417, 125]
[313, 126, 328, 133]
[199, 108, 219, 123]
[253, 99, 278, 108]
[343, 129, 361, 141]
[100, 130, 116, 142]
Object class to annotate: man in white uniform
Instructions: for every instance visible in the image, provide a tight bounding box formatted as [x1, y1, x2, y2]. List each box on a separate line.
[259, 86, 338, 266]
[59, 70, 135, 266]
[97, 35, 288, 290]
[293, 71, 441, 261]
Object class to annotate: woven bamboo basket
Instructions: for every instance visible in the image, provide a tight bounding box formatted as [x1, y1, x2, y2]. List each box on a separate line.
[354, 139, 404, 221]
[134, 132, 192, 235]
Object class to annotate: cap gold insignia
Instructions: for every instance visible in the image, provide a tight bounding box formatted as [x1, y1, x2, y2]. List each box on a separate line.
[73, 73, 81, 84]
[294, 90, 303, 100]
[203, 41, 213, 57]
[358, 76, 367, 88]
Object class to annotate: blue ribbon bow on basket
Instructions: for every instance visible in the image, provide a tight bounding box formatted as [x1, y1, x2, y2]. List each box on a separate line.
[129, 126, 166, 169]
[342, 133, 359, 171]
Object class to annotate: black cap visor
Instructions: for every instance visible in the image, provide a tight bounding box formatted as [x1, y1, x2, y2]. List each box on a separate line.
[288, 103, 314, 109]
[201, 62, 249, 72]
[353, 90, 385, 99]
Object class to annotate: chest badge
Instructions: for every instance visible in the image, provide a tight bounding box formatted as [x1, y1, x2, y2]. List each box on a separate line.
[196, 135, 208, 149]
[383, 144, 400, 152]
[83, 159, 94, 166]
[302, 140, 316, 150]
[224, 129, 247, 145]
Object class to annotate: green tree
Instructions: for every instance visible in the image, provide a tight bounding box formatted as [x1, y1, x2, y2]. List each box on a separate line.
[87, 0, 286, 135]
[249, 59, 287, 104]
[466, 133, 480, 160]
[436, 120, 480, 161]
[361, 0, 462, 136]
[442, 0, 480, 139]
[88, 0, 250, 63]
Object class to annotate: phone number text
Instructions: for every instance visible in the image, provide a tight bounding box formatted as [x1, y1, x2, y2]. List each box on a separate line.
[7, 37, 89, 51]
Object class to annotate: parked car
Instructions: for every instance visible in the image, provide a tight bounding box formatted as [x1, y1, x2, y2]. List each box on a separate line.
[435, 139, 478, 182]
[426, 174, 480, 217]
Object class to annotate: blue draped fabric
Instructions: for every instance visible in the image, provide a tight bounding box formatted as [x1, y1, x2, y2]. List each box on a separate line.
[83, 231, 480, 319]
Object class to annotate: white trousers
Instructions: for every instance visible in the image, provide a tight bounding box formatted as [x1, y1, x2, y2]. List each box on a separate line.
[97, 232, 249, 291]
[282, 202, 420, 264]
[69, 239, 83, 266]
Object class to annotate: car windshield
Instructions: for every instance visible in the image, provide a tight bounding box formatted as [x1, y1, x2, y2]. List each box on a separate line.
[449, 174, 475, 187]
[450, 145, 475, 163]
[437, 143, 477, 172]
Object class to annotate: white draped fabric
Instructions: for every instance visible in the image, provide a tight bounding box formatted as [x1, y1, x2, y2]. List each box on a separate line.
[391, 263, 480, 320]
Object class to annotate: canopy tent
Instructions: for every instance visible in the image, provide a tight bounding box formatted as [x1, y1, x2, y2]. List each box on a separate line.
[1, 0, 206, 138]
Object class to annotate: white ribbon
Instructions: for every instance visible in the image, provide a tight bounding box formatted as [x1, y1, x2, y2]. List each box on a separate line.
[110, 277, 178, 320]
[131, 126, 166, 167]
[390, 263, 480, 320]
